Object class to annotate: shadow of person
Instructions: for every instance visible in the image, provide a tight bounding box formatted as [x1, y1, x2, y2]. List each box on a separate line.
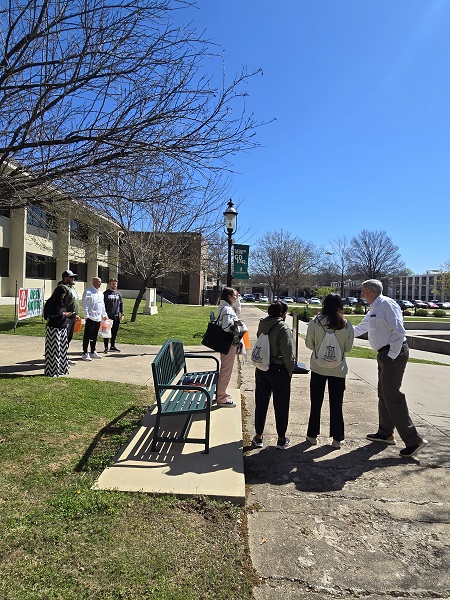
[245, 441, 404, 493]
[0, 358, 45, 374]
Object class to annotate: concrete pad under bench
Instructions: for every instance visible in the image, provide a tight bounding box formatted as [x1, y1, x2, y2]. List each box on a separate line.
[93, 388, 245, 504]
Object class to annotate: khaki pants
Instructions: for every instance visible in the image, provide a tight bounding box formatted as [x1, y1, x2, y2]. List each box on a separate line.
[217, 346, 238, 402]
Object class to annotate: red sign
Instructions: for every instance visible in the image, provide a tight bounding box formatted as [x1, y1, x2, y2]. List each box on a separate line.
[18, 288, 29, 320]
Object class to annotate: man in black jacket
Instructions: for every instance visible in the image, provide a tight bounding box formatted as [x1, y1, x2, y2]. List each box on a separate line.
[103, 278, 124, 353]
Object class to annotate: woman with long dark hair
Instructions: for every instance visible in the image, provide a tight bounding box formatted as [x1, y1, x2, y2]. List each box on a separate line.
[305, 293, 354, 448]
[44, 286, 72, 377]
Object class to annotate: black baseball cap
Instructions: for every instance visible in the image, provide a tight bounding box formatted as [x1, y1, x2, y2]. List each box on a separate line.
[62, 270, 77, 278]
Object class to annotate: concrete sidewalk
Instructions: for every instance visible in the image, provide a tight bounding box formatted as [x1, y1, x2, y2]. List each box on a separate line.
[241, 305, 450, 599]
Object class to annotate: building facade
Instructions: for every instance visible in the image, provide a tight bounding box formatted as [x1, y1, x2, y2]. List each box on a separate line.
[0, 205, 119, 300]
[397, 271, 444, 302]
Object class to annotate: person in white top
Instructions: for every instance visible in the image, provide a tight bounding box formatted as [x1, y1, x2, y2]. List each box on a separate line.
[81, 277, 107, 361]
[353, 279, 428, 458]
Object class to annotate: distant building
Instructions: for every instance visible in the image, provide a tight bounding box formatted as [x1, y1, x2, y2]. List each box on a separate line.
[0, 203, 120, 300]
[118, 232, 206, 305]
[397, 271, 444, 302]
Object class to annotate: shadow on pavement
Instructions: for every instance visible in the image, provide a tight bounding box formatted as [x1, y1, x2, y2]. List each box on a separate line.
[245, 441, 407, 492]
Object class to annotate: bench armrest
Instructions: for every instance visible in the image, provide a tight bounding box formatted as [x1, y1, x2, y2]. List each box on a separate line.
[184, 353, 220, 370]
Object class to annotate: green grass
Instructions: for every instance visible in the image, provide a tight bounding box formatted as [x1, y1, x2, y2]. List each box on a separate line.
[0, 300, 214, 345]
[0, 376, 256, 599]
[346, 344, 449, 365]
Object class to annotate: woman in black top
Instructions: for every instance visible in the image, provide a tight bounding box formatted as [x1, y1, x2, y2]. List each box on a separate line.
[44, 286, 72, 377]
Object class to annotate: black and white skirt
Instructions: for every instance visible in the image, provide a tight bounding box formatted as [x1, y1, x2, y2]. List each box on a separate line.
[45, 326, 69, 377]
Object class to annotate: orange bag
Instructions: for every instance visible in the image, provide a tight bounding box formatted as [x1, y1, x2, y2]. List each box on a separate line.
[242, 330, 250, 350]
[73, 316, 83, 333]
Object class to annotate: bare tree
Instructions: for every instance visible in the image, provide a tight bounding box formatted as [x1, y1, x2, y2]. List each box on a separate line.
[349, 230, 405, 280]
[327, 236, 352, 296]
[251, 230, 316, 298]
[205, 232, 228, 288]
[96, 165, 226, 321]
[0, 0, 261, 209]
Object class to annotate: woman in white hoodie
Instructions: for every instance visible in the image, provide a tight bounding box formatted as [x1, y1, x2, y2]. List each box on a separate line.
[216, 287, 242, 407]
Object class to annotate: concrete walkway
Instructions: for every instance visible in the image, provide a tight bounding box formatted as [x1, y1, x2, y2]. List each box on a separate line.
[241, 305, 450, 599]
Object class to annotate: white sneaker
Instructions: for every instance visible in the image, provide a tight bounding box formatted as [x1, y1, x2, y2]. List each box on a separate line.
[331, 439, 342, 449]
[91, 351, 101, 359]
[82, 353, 92, 361]
[276, 437, 291, 450]
[68, 360, 76, 366]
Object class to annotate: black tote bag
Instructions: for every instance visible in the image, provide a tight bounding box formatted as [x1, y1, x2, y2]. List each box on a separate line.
[202, 310, 234, 354]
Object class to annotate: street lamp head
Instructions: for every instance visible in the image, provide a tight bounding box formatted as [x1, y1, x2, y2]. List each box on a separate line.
[223, 198, 238, 233]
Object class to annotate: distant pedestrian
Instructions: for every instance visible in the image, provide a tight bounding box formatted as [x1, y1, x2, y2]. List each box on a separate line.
[43, 286, 72, 377]
[58, 269, 79, 365]
[305, 293, 354, 448]
[81, 277, 107, 361]
[252, 301, 296, 450]
[103, 278, 124, 353]
[353, 279, 428, 458]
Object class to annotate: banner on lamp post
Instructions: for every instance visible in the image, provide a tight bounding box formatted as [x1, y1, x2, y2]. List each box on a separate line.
[233, 244, 249, 280]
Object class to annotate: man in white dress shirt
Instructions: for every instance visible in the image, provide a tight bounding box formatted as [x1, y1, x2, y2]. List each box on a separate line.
[353, 279, 428, 458]
[81, 277, 107, 361]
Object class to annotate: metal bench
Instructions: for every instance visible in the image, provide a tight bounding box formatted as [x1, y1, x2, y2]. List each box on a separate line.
[151, 339, 219, 454]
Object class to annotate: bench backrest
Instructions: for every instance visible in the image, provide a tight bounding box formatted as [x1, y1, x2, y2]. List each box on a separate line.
[152, 339, 186, 403]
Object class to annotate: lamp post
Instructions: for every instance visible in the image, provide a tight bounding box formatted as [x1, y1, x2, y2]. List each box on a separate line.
[223, 199, 238, 287]
[325, 250, 344, 296]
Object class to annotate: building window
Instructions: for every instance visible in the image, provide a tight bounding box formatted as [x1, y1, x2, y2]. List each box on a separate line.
[26, 205, 57, 231]
[98, 265, 109, 282]
[26, 253, 56, 280]
[70, 220, 89, 242]
[0, 247, 9, 276]
[69, 261, 87, 282]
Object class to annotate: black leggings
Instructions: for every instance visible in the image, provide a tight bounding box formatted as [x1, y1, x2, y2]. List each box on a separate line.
[255, 363, 291, 439]
[307, 371, 346, 441]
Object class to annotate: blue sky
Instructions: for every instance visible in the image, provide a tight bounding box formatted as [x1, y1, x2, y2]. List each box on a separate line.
[177, 1, 450, 274]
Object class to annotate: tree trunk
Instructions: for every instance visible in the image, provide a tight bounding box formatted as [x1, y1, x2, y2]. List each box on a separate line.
[131, 280, 149, 323]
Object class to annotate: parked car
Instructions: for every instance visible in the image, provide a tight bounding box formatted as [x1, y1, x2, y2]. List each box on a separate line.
[412, 299, 428, 308]
[398, 300, 414, 310]
[258, 295, 269, 302]
[296, 297, 307, 303]
[426, 301, 439, 309]
[243, 294, 255, 302]
[436, 301, 450, 309]
[282, 296, 294, 303]
[309, 297, 321, 305]
[343, 297, 358, 306]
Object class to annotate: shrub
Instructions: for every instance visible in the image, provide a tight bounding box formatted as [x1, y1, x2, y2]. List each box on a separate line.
[403, 310, 412, 316]
[353, 307, 365, 315]
[343, 307, 353, 314]
[415, 308, 429, 317]
[433, 309, 446, 318]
